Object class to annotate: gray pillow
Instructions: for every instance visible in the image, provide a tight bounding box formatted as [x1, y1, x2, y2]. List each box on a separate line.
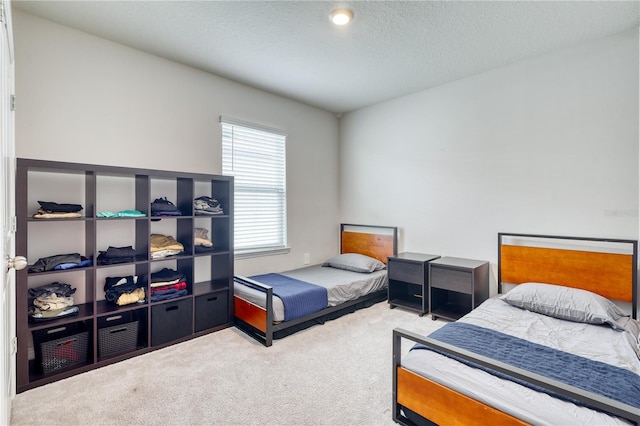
[500, 282, 629, 331]
[322, 253, 386, 273]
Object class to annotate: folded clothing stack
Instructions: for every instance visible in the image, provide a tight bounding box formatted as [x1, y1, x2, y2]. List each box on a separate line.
[194, 196, 223, 215]
[97, 246, 136, 265]
[194, 228, 214, 253]
[150, 268, 188, 302]
[150, 234, 184, 259]
[151, 197, 181, 216]
[28, 282, 79, 322]
[33, 200, 83, 219]
[104, 275, 146, 306]
[28, 253, 93, 273]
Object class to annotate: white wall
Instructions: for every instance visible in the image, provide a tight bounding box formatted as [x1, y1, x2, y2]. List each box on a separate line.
[340, 29, 639, 292]
[13, 11, 640, 289]
[13, 10, 341, 276]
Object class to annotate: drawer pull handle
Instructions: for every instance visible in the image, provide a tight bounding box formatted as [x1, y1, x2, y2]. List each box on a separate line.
[207, 297, 218, 302]
[109, 327, 128, 335]
[413, 294, 423, 298]
[47, 327, 66, 334]
[166, 305, 179, 312]
[106, 315, 123, 322]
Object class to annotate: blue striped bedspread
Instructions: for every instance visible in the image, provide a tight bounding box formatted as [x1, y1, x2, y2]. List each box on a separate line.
[414, 322, 640, 412]
[249, 273, 328, 321]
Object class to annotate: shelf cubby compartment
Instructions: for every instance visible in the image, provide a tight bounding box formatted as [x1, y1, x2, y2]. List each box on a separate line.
[97, 307, 148, 361]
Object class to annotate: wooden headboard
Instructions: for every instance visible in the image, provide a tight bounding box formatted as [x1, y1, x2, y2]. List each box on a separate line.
[498, 233, 638, 316]
[340, 223, 398, 264]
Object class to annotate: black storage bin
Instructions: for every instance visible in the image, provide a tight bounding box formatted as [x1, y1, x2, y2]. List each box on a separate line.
[98, 311, 140, 358]
[33, 322, 89, 374]
[195, 291, 229, 332]
[151, 298, 193, 346]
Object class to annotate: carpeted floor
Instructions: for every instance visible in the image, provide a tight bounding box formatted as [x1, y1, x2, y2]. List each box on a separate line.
[10, 302, 446, 426]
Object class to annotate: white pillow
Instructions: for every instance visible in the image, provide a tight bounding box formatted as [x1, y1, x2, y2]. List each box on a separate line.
[322, 253, 386, 273]
[500, 282, 629, 331]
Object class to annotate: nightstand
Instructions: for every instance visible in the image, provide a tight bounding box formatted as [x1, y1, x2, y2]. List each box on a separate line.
[387, 252, 441, 316]
[429, 256, 489, 321]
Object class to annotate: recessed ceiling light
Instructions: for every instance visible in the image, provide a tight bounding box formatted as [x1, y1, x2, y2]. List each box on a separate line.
[330, 9, 354, 26]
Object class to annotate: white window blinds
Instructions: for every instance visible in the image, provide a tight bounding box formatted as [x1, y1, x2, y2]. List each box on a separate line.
[221, 117, 287, 255]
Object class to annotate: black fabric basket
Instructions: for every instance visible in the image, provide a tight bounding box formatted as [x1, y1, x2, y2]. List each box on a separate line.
[98, 314, 139, 357]
[33, 323, 89, 374]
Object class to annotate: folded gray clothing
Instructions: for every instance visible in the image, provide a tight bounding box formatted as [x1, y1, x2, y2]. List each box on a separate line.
[194, 196, 223, 214]
[194, 196, 220, 208]
[194, 200, 221, 210]
[28, 253, 82, 273]
[28, 282, 76, 299]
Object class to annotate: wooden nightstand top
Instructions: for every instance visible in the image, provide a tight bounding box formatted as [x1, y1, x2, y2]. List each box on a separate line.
[430, 256, 488, 269]
[389, 252, 440, 263]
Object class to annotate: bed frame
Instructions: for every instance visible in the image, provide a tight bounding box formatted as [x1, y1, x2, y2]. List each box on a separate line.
[234, 223, 398, 346]
[393, 233, 640, 426]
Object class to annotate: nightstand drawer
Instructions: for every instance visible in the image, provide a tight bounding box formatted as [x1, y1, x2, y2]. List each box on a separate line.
[430, 266, 472, 293]
[388, 261, 423, 285]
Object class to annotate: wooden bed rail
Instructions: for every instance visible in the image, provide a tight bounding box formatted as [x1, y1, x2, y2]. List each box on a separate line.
[392, 328, 640, 425]
[234, 276, 274, 346]
[234, 275, 388, 347]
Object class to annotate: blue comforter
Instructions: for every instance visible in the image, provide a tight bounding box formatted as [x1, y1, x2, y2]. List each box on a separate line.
[415, 322, 640, 411]
[249, 273, 328, 322]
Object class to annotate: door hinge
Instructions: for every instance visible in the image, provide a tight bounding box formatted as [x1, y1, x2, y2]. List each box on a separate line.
[10, 95, 15, 111]
[10, 216, 16, 233]
[10, 337, 16, 355]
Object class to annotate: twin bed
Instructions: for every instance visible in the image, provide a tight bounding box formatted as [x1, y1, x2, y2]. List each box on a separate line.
[393, 233, 640, 425]
[234, 224, 397, 346]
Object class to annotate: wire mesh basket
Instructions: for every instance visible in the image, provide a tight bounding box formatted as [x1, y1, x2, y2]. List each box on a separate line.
[98, 320, 139, 357]
[34, 323, 89, 374]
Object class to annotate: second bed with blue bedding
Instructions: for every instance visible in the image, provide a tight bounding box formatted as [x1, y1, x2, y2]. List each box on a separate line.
[234, 260, 388, 323]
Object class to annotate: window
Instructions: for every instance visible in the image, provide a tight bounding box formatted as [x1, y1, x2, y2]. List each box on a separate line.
[221, 116, 287, 256]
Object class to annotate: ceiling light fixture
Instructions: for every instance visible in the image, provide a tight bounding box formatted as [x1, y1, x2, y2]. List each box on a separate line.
[330, 9, 354, 26]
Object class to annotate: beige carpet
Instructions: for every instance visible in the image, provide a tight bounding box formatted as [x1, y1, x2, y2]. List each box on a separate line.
[10, 302, 446, 426]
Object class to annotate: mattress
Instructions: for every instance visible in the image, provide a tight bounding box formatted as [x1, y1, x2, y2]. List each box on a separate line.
[401, 297, 640, 425]
[234, 264, 388, 322]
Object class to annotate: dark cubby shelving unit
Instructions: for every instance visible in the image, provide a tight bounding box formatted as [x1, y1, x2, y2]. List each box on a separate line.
[15, 158, 233, 392]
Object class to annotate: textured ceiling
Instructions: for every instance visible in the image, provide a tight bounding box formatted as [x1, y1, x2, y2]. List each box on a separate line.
[13, 0, 640, 113]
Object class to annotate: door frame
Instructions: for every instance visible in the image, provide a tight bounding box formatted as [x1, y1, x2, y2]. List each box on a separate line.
[0, 0, 16, 423]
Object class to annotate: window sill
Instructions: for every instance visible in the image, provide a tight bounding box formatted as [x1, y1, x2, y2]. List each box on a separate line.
[234, 247, 291, 260]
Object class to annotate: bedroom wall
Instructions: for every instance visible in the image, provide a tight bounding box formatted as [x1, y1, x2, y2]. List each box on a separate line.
[13, 10, 341, 276]
[339, 28, 639, 293]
